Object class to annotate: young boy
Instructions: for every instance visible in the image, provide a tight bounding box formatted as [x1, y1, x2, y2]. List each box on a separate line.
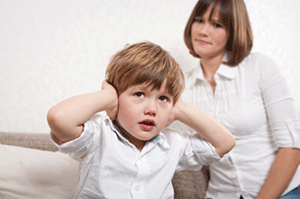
[47, 41, 235, 199]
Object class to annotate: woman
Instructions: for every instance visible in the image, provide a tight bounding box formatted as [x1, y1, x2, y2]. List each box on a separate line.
[180, 0, 300, 198]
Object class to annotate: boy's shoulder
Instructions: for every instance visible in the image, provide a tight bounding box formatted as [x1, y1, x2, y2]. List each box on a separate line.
[89, 112, 112, 126]
[166, 121, 194, 134]
[162, 123, 195, 140]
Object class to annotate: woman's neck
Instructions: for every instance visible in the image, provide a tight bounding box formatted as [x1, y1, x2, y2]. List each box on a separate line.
[200, 53, 224, 78]
[200, 54, 224, 94]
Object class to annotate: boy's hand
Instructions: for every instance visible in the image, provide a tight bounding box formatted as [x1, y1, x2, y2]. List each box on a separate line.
[102, 80, 118, 120]
[166, 99, 183, 127]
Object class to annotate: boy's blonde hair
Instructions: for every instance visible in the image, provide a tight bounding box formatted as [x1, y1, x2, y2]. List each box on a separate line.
[106, 41, 184, 103]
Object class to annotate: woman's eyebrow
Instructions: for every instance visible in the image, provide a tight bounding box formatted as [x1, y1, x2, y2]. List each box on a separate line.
[211, 19, 221, 23]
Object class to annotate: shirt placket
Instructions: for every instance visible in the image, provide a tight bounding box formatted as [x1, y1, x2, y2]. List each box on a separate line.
[200, 79, 219, 118]
[131, 156, 150, 199]
[213, 77, 221, 120]
[215, 78, 243, 196]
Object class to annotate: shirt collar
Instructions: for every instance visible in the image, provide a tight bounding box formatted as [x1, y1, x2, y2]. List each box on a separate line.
[111, 120, 127, 141]
[156, 132, 170, 149]
[194, 54, 238, 83]
[217, 63, 238, 79]
[108, 118, 168, 149]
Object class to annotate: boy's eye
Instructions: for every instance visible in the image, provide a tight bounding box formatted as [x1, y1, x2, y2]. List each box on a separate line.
[134, 92, 144, 98]
[159, 96, 168, 102]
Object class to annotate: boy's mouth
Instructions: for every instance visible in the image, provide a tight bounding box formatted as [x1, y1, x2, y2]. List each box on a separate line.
[139, 119, 155, 131]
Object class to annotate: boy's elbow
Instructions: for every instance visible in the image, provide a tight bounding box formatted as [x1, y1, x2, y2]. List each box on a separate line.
[47, 107, 60, 129]
[47, 107, 66, 138]
[47, 107, 83, 143]
[228, 137, 236, 152]
[218, 136, 236, 158]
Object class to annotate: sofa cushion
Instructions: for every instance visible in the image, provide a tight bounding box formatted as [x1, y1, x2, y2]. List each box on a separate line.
[0, 144, 78, 199]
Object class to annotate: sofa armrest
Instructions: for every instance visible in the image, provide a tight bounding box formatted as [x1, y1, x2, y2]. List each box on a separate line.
[0, 132, 57, 151]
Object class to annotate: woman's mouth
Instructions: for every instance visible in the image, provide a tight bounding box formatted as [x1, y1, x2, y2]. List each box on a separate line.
[139, 119, 155, 131]
[196, 39, 210, 45]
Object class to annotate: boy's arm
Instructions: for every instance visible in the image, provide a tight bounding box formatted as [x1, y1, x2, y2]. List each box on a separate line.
[47, 81, 118, 143]
[170, 99, 235, 157]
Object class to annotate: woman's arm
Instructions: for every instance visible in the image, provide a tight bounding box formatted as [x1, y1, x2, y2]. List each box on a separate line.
[47, 81, 118, 143]
[169, 99, 236, 157]
[256, 54, 300, 198]
[256, 148, 300, 199]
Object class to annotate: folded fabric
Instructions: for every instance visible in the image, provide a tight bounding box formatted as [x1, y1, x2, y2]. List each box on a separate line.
[0, 144, 78, 199]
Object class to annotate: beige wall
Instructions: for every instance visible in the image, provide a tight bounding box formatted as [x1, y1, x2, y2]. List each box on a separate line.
[0, 0, 299, 133]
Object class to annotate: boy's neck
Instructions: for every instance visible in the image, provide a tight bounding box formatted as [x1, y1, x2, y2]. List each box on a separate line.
[113, 120, 146, 151]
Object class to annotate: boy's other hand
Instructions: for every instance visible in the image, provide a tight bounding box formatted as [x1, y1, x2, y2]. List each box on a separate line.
[102, 80, 118, 120]
[166, 99, 184, 127]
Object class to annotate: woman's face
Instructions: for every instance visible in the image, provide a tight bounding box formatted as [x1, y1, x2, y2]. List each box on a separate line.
[191, 4, 229, 60]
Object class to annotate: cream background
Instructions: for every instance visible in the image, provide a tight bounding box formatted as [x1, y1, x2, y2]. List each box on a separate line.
[0, 0, 299, 134]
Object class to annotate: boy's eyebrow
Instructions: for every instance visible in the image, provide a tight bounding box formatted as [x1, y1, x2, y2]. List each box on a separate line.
[131, 84, 172, 94]
[131, 84, 151, 90]
[127, 84, 154, 93]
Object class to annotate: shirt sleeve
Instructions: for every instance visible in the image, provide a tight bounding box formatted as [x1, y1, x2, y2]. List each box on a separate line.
[256, 54, 300, 149]
[190, 133, 221, 164]
[50, 114, 104, 160]
[175, 130, 221, 171]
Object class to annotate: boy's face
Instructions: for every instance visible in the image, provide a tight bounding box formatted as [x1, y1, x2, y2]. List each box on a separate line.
[117, 80, 173, 148]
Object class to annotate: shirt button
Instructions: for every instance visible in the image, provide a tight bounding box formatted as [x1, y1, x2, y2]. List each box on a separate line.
[135, 185, 140, 191]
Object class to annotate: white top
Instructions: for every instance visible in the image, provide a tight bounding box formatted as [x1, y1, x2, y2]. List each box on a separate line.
[177, 53, 300, 199]
[52, 114, 220, 199]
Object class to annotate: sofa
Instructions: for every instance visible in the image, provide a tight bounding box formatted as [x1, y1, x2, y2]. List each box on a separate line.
[0, 132, 209, 199]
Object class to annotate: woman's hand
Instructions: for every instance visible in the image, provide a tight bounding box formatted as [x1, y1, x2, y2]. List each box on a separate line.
[101, 80, 118, 120]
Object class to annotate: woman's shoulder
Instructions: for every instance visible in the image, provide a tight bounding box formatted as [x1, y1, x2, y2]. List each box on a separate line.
[242, 52, 275, 65]
[183, 62, 201, 81]
[239, 52, 286, 88]
[240, 52, 279, 73]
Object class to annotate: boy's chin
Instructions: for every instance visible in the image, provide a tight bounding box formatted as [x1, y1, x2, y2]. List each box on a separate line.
[138, 132, 161, 141]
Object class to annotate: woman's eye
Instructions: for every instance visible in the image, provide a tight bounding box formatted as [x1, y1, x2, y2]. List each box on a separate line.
[213, 23, 222, 28]
[134, 92, 144, 98]
[195, 18, 204, 23]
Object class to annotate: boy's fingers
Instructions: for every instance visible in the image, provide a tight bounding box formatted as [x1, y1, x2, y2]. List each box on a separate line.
[101, 80, 110, 89]
[106, 107, 118, 120]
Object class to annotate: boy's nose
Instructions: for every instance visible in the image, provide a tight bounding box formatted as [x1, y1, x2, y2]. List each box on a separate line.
[144, 101, 157, 116]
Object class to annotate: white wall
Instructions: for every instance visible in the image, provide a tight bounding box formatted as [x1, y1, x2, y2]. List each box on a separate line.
[0, 0, 299, 134]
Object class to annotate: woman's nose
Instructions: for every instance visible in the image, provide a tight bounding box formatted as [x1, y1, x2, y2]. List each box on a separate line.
[199, 23, 209, 35]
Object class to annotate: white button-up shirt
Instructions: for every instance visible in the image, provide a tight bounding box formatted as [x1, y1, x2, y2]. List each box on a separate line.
[179, 53, 300, 199]
[52, 114, 220, 199]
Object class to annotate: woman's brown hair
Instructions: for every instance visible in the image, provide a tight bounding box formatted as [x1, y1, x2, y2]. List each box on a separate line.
[106, 41, 185, 103]
[184, 0, 253, 66]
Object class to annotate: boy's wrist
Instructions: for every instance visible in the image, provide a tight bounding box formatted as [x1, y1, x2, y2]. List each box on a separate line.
[101, 81, 118, 108]
[172, 99, 186, 122]
[99, 88, 118, 120]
